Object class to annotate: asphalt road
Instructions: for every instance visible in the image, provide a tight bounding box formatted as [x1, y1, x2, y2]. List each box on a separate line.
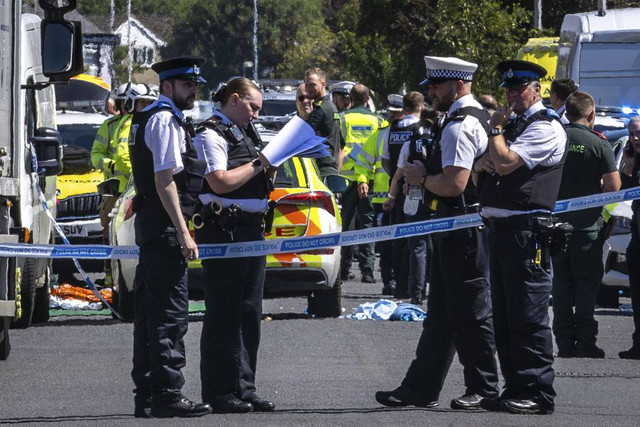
[1, 273, 640, 426]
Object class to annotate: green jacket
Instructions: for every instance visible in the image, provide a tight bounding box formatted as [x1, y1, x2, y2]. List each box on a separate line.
[339, 106, 386, 180]
[353, 126, 390, 204]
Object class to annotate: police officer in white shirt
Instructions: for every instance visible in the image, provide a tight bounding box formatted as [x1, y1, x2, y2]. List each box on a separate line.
[475, 59, 567, 415]
[376, 56, 499, 411]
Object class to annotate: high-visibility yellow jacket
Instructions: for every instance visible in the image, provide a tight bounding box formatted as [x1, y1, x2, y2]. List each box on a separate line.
[91, 114, 122, 178]
[339, 106, 387, 180]
[353, 127, 391, 204]
[110, 114, 134, 193]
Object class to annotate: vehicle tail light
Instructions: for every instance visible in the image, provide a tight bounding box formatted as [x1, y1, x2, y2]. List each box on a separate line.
[277, 191, 336, 216]
[124, 198, 134, 221]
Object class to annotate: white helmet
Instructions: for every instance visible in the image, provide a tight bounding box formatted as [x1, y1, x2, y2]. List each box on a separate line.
[115, 83, 129, 100]
[124, 83, 158, 113]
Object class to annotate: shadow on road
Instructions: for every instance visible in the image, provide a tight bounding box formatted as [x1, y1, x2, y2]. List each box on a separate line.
[0, 414, 131, 424]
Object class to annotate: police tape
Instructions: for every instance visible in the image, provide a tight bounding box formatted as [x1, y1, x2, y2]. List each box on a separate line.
[1, 185, 639, 261]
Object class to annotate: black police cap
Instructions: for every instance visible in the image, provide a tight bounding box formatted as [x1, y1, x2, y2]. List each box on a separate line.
[496, 59, 547, 88]
[151, 55, 207, 84]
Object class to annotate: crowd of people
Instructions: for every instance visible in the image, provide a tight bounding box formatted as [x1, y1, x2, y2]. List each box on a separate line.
[91, 51, 640, 418]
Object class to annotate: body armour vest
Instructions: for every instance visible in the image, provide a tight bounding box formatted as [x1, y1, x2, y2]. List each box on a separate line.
[196, 117, 271, 200]
[129, 105, 206, 218]
[387, 119, 423, 179]
[413, 107, 489, 216]
[478, 109, 567, 212]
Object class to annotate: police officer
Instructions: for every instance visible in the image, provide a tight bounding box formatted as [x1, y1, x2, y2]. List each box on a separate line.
[619, 116, 640, 359]
[304, 67, 343, 180]
[339, 83, 386, 283]
[475, 59, 567, 414]
[193, 77, 275, 414]
[552, 91, 620, 359]
[329, 80, 355, 112]
[128, 56, 211, 418]
[376, 56, 499, 410]
[382, 92, 425, 299]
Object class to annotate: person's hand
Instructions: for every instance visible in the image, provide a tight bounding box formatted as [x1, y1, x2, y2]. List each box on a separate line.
[358, 182, 369, 198]
[404, 161, 426, 186]
[473, 153, 496, 174]
[382, 197, 395, 212]
[402, 182, 409, 195]
[489, 102, 515, 128]
[178, 230, 198, 261]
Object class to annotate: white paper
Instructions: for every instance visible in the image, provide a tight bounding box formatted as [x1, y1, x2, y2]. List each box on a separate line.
[261, 115, 329, 167]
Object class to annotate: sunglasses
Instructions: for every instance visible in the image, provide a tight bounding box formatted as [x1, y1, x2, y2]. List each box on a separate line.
[297, 95, 311, 102]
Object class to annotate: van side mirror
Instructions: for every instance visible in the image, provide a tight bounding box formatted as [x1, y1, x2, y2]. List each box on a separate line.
[32, 127, 63, 176]
[41, 20, 84, 82]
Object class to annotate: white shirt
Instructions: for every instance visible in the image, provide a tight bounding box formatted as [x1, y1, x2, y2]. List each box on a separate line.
[142, 95, 186, 174]
[193, 111, 268, 213]
[382, 115, 421, 160]
[481, 100, 567, 218]
[556, 103, 569, 125]
[440, 94, 488, 170]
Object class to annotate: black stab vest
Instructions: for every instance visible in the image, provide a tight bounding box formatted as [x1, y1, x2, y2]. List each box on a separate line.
[411, 107, 489, 216]
[479, 109, 567, 212]
[129, 105, 206, 218]
[387, 118, 423, 179]
[196, 117, 271, 200]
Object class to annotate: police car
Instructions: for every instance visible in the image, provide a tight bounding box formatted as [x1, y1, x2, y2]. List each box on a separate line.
[109, 134, 342, 319]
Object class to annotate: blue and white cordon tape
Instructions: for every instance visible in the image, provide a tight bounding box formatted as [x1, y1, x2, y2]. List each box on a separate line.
[3, 185, 639, 262]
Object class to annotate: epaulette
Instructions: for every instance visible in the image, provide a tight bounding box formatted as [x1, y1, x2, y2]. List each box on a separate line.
[590, 129, 607, 140]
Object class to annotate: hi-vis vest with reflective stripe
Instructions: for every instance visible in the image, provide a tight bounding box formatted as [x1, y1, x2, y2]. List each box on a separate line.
[339, 106, 386, 179]
[354, 127, 390, 204]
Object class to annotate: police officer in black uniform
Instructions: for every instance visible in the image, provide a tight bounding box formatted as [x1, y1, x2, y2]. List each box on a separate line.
[382, 92, 425, 299]
[475, 60, 567, 415]
[128, 56, 211, 418]
[376, 56, 499, 410]
[192, 77, 275, 414]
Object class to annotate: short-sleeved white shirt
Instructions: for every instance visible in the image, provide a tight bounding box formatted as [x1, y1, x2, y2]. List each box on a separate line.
[193, 111, 268, 213]
[481, 100, 567, 218]
[508, 101, 566, 169]
[439, 94, 488, 170]
[142, 95, 185, 174]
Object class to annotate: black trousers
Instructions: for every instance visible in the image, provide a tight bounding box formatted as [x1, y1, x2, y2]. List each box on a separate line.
[626, 211, 640, 348]
[405, 205, 432, 301]
[401, 227, 499, 400]
[551, 227, 603, 352]
[487, 221, 556, 406]
[340, 181, 376, 274]
[196, 221, 265, 403]
[391, 192, 409, 294]
[373, 203, 393, 285]
[131, 209, 189, 401]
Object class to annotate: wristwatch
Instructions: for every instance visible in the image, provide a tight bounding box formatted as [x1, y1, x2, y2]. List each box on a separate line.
[489, 127, 504, 136]
[252, 158, 263, 170]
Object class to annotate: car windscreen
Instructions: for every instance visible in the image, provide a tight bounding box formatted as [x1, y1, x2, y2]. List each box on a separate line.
[274, 158, 300, 188]
[58, 123, 102, 151]
[260, 99, 296, 117]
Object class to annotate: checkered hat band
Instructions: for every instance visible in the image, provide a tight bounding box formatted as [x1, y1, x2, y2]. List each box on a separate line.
[427, 69, 473, 81]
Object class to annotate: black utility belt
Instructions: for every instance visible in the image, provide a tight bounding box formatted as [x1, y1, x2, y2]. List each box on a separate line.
[192, 200, 276, 238]
[428, 198, 479, 218]
[482, 213, 543, 231]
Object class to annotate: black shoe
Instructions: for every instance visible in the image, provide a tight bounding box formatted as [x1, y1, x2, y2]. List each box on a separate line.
[555, 347, 575, 358]
[382, 285, 395, 296]
[341, 271, 356, 281]
[574, 344, 605, 359]
[150, 396, 212, 418]
[619, 347, 640, 360]
[450, 393, 483, 410]
[375, 387, 438, 408]
[361, 272, 376, 283]
[410, 298, 423, 306]
[479, 397, 502, 412]
[244, 394, 275, 412]
[134, 395, 151, 418]
[500, 398, 554, 415]
[393, 291, 410, 300]
[210, 398, 254, 414]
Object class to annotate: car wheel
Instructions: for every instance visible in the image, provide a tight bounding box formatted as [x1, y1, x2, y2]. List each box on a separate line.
[0, 317, 10, 360]
[596, 284, 620, 308]
[11, 258, 37, 329]
[114, 261, 134, 322]
[307, 273, 342, 318]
